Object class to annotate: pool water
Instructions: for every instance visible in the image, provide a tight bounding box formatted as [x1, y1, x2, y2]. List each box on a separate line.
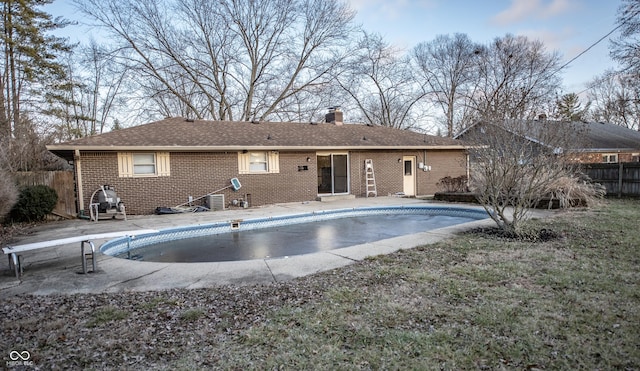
[102, 206, 488, 263]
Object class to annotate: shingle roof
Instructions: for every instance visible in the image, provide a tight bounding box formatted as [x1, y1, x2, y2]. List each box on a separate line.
[581, 122, 640, 151]
[47, 117, 466, 160]
[455, 120, 640, 152]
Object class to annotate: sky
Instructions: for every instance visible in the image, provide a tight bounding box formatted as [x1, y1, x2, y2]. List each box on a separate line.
[347, 0, 621, 95]
[48, 0, 622, 98]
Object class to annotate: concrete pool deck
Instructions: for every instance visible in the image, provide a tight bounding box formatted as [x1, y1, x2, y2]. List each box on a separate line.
[0, 197, 547, 297]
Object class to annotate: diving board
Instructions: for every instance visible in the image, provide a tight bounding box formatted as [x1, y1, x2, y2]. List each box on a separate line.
[3, 229, 158, 278]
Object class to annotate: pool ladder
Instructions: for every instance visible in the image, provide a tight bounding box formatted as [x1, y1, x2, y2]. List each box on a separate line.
[365, 159, 377, 197]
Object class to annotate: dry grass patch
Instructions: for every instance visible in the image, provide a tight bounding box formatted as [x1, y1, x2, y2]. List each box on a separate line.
[1, 199, 638, 369]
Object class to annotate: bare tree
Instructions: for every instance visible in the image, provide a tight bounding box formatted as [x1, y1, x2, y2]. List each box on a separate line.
[588, 70, 640, 130]
[463, 119, 594, 236]
[46, 41, 132, 141]
[78, 41, 130, 135]
[74, 0, 356, 123]
[471, 34, 562, 121]
[337, 32, 430, 129]
[610, 0, 640, 79]
[412, 33, 480, 137]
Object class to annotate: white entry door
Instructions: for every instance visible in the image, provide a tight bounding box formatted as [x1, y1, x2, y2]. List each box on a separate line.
[403, 156, 416, 196]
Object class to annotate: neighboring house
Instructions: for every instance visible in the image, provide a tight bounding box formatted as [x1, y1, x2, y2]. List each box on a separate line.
[47, 111, 469, 215]
[455, 120, 640, 164]
[568, 122, 640, 163]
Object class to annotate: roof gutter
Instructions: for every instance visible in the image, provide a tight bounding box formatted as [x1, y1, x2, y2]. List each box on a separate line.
[568, 148, 638, 152]
[46, 144, 469, 152]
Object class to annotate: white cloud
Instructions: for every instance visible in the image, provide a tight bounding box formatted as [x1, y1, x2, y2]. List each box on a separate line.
[491, 0, 577, 25]
[543, 0, 573, 17]
[518, 27, 575, 53]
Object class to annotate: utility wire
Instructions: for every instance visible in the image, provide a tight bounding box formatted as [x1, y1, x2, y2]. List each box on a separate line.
[558, 6, 639, 73]
[556, 23, 624, 73]
[560, 6, 640, 95]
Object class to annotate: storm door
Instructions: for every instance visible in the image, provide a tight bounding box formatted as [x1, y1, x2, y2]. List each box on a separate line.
[403, 156, 416, 196]
[317, 153, 349, 194]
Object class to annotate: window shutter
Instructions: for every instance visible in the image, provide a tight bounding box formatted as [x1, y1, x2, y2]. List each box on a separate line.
[238, 152, 250, 174]
[268, 151, 280, 173]
[117, 152, 133, 177]
[157, 152, 171, 176]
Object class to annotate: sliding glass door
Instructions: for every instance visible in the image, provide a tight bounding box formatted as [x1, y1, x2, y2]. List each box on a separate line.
[317, 153, 349, 194]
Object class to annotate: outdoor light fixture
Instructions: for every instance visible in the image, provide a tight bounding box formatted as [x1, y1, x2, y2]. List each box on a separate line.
[306, 157, 311, 162]
[398, 158, 402, 163]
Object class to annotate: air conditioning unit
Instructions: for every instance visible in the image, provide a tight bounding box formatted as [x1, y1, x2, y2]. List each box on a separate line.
[206, 194, 225, 211]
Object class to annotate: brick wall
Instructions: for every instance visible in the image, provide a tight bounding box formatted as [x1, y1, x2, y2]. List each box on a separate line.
[569, 151, 640, 163]
[349, 150, 467, 197]
[418, 150, 467, 195]
[78, 151, 318, 214]
[78, 149, 467, 215]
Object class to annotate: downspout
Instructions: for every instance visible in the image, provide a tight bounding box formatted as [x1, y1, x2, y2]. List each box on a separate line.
[75, 150, 89, 219]
[466, 153, 470, 189]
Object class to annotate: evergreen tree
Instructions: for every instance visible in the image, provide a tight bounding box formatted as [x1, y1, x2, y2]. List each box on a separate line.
[1, 0, 73, 170]
[1, 0, 72, 138]
[555, 93, 590, 121]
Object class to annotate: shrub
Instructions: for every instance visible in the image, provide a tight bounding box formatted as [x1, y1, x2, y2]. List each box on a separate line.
[0, 171, 19, 222]
[436, 175, 469, 193]
[8, 185, 58, 223]
[544, 173, 606, 209]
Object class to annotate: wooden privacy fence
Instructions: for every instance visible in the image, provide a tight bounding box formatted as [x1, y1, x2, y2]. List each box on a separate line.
[13, 171, 77, 219]
[583, 162, 640, 197]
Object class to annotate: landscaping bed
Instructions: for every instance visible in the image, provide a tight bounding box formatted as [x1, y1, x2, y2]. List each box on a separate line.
[434, 192, 587, 209]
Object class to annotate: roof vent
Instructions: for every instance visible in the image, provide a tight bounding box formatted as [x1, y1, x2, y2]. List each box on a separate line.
[251, 120, 260, 124]
[185, 118, 195, 122]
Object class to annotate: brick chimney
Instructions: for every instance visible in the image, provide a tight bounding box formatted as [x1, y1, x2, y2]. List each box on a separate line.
[325, 106, 343, 125]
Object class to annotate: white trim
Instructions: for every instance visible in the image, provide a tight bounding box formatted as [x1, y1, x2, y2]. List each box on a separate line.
[117, 152, 171, 177]
[316, 152, 350, 195]
[75, 150, 84, 212]
[238, 151, 280, 174]
[157, 152, 171, 176]
[602, 153, 618, 163]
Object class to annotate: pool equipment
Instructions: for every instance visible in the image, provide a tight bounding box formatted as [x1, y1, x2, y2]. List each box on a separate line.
[89, 185, 126, 222]
[173, 178, 242, 210]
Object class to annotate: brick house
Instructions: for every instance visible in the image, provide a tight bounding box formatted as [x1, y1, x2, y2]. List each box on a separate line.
[47, 113, 469, 215]
[567, 121, 640, 164]
[455, 120, 640, 164]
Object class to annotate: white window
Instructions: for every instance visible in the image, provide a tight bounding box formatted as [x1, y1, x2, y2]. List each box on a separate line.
[133, 153, 156, 175]
[249, 152, 268, 172]
[602, 154, 618, 164]
[632, 153, 639, 162]
[118, 152, 170, 177]
[238, 151, 280, 174]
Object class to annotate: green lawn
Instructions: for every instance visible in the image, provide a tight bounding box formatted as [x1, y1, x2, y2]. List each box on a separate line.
[2, 199, 639, 369]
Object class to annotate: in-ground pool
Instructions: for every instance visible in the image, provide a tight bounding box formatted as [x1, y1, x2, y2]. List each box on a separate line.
[100, 205, 489, 263]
